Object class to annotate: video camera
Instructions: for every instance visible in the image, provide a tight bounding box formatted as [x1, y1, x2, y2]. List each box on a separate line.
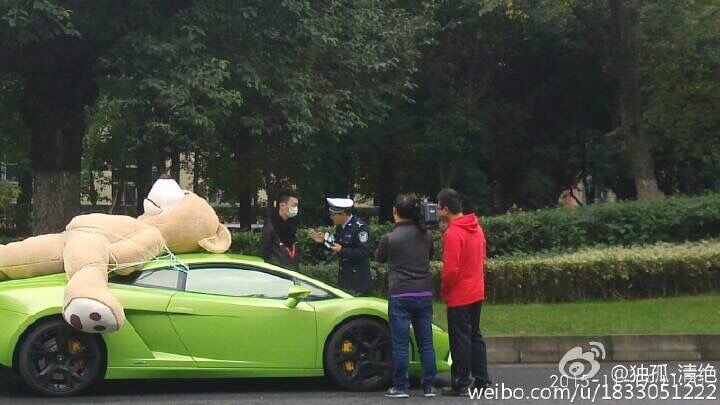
[420, 201, 440, 228]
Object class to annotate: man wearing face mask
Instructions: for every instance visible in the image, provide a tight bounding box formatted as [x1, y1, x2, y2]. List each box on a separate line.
[261, 190, 301, 270]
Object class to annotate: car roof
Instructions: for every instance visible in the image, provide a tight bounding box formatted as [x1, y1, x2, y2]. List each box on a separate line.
[141, 253, 265, 270]
[139, 253, 351, 298]
[0, 253, 351, 299]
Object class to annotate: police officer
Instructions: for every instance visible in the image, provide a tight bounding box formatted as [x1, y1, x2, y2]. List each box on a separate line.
[310, 198, 373, 295]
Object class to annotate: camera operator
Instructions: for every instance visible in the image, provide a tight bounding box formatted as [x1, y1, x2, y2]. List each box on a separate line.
[375, 194, 437, 398]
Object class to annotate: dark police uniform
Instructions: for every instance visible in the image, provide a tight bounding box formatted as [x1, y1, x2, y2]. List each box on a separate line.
[335, 215, 373, 296]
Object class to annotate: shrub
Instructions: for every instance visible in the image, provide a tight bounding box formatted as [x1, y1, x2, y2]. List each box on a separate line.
[230, 222, 437, 264]
[483, 193, 720, 257]
[0, 236, 18, 245]
[483, 240, 720, 303]
[299, 240, 720, 304]
[232, 194, 720, 262]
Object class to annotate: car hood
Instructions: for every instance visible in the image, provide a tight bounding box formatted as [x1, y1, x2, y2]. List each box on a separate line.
[0, 273, 67, 290]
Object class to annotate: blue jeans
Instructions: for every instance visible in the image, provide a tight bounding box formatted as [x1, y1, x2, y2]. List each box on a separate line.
[388, 296, 437, 390]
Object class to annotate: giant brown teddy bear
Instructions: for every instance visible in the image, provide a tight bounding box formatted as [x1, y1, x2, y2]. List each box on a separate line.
[0, 178, 231, 333]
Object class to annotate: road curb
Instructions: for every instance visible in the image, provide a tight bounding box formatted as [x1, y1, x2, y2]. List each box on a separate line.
[486, 335, 720, 364]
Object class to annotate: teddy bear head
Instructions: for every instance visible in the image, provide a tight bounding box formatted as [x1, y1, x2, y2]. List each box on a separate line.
[139, 178, 231, 254]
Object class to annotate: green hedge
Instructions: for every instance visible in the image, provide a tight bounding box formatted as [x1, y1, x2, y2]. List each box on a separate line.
[0, 236, 18, 245]
[230, 223, 415, 263]
[232, 193, 720, 262]
[297, 240, 720, 304]
[484, 240, 720, 303]
[482, 193, 720, 257]
[4, 230, 718, 304]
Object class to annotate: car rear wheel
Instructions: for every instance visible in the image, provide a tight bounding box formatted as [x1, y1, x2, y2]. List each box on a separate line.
[324, 318, 392, 391]
[17, 318, 105, 397]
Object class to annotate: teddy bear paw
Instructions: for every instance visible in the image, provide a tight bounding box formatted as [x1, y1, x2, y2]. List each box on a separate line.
[63, 298, 119, 333]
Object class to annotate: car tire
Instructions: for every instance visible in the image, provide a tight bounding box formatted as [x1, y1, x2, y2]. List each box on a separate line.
[17, 318, 105, 397]
[324, 318, 392, 391]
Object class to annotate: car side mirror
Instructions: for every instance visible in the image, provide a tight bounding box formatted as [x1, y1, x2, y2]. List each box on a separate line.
[285, 286, 311, 308]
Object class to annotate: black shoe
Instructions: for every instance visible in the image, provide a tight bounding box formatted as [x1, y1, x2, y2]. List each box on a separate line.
[475, 380, 493, 389]
[441, 386, 470, 397]
[423, 386, 438, 397]
[385, 387, 410, 398]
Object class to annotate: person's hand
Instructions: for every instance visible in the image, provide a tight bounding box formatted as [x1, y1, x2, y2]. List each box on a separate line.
[309, 231, 324, 244]
[330, 243, 343, 254]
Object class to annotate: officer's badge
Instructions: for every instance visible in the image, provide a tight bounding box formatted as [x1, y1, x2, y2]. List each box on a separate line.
[358, 231, 369, 243]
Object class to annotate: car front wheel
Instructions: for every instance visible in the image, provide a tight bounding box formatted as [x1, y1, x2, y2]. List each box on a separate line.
[324, 318, 393, 391]
[17, 318, 105, 397]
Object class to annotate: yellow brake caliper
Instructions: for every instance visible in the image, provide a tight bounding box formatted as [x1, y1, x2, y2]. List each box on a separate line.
[341, 339, 355, 374]
[67, 338, 86, 370]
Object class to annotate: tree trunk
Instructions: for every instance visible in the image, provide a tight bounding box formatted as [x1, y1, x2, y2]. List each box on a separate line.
[32, 171, 82, 233]
[110, 165, 125, 215]
[17, 39, 98, 233]
[192, 149, 205, 197]
[378, 159, 395, 224]
[135, 145, 154, 215]
[170, 146, 181, 183]
[14, 167, 33, 236]
[608, 0, 664, 200]
[238, 185, 253, 231]
[110, 130, 126, 215]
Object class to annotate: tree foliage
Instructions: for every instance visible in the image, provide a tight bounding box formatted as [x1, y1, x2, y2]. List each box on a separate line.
[0, 0, 719, 232]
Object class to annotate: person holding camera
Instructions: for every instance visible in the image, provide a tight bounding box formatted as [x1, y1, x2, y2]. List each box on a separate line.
[261, 190, 301, 270]
[375, 194, 437, 398]
[436, 188, 491, 396]
[309, 198, 373, 296]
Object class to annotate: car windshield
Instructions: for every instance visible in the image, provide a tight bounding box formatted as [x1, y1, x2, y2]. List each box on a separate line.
[110, 263, 337, 300]
[110, 268, 180, 290]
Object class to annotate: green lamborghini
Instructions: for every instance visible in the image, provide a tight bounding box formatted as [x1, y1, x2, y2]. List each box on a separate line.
[0, 254, 451, 396]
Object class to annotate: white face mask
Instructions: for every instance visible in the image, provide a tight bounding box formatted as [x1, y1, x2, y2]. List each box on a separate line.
[287, 206, 299, 218]
[142, 178, 185, 217]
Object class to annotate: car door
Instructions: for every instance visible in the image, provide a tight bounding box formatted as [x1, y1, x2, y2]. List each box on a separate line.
[108, 268, 196, 368]
[167, 265, 317, 369]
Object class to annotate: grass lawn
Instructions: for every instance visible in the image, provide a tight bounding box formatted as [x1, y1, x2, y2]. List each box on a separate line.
[432, 293, 720, 336]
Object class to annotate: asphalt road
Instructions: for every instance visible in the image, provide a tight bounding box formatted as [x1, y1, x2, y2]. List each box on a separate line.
[1, 362, 717, 404]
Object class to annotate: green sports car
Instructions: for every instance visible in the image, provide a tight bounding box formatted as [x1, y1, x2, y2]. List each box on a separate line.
[0, 253, 451, 396]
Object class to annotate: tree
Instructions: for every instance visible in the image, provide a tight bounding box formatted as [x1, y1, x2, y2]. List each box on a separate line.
[0, 1, 192, 233]
[607, 0, 664, 199]
[360, 0, 619, 214]
[0, 75, 31, 234]
[195, 0, 437, 226]
[640, 0, 720, 195]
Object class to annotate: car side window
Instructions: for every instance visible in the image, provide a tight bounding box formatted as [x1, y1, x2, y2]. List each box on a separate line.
[111, 268, 180, 290]
[296, 279, 335, 301]
[185, 267, 294, 299]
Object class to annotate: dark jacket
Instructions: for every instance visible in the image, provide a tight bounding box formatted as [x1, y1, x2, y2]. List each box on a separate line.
[335, 215, 373, 295]
[261, 217, 300, 270]
[375, 222, 434, 296]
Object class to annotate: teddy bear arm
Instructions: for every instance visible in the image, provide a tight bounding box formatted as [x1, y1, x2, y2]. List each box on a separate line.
[0, 234, 66, 281]
[63, 230, 125, 333]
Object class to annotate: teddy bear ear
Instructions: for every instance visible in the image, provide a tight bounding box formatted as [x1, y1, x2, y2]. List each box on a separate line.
[198, 224, 232, 253]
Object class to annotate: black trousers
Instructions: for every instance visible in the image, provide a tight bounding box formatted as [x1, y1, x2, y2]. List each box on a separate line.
[447, 300, 490, 389]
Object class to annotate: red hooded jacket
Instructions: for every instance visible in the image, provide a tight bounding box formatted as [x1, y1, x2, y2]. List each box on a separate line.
[441, 213, 486, 307]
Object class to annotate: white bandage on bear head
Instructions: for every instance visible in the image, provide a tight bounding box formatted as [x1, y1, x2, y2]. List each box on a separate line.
[143, 177, 186, 216]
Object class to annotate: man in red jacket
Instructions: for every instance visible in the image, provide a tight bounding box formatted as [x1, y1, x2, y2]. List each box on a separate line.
[437, 188, 492, 396]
